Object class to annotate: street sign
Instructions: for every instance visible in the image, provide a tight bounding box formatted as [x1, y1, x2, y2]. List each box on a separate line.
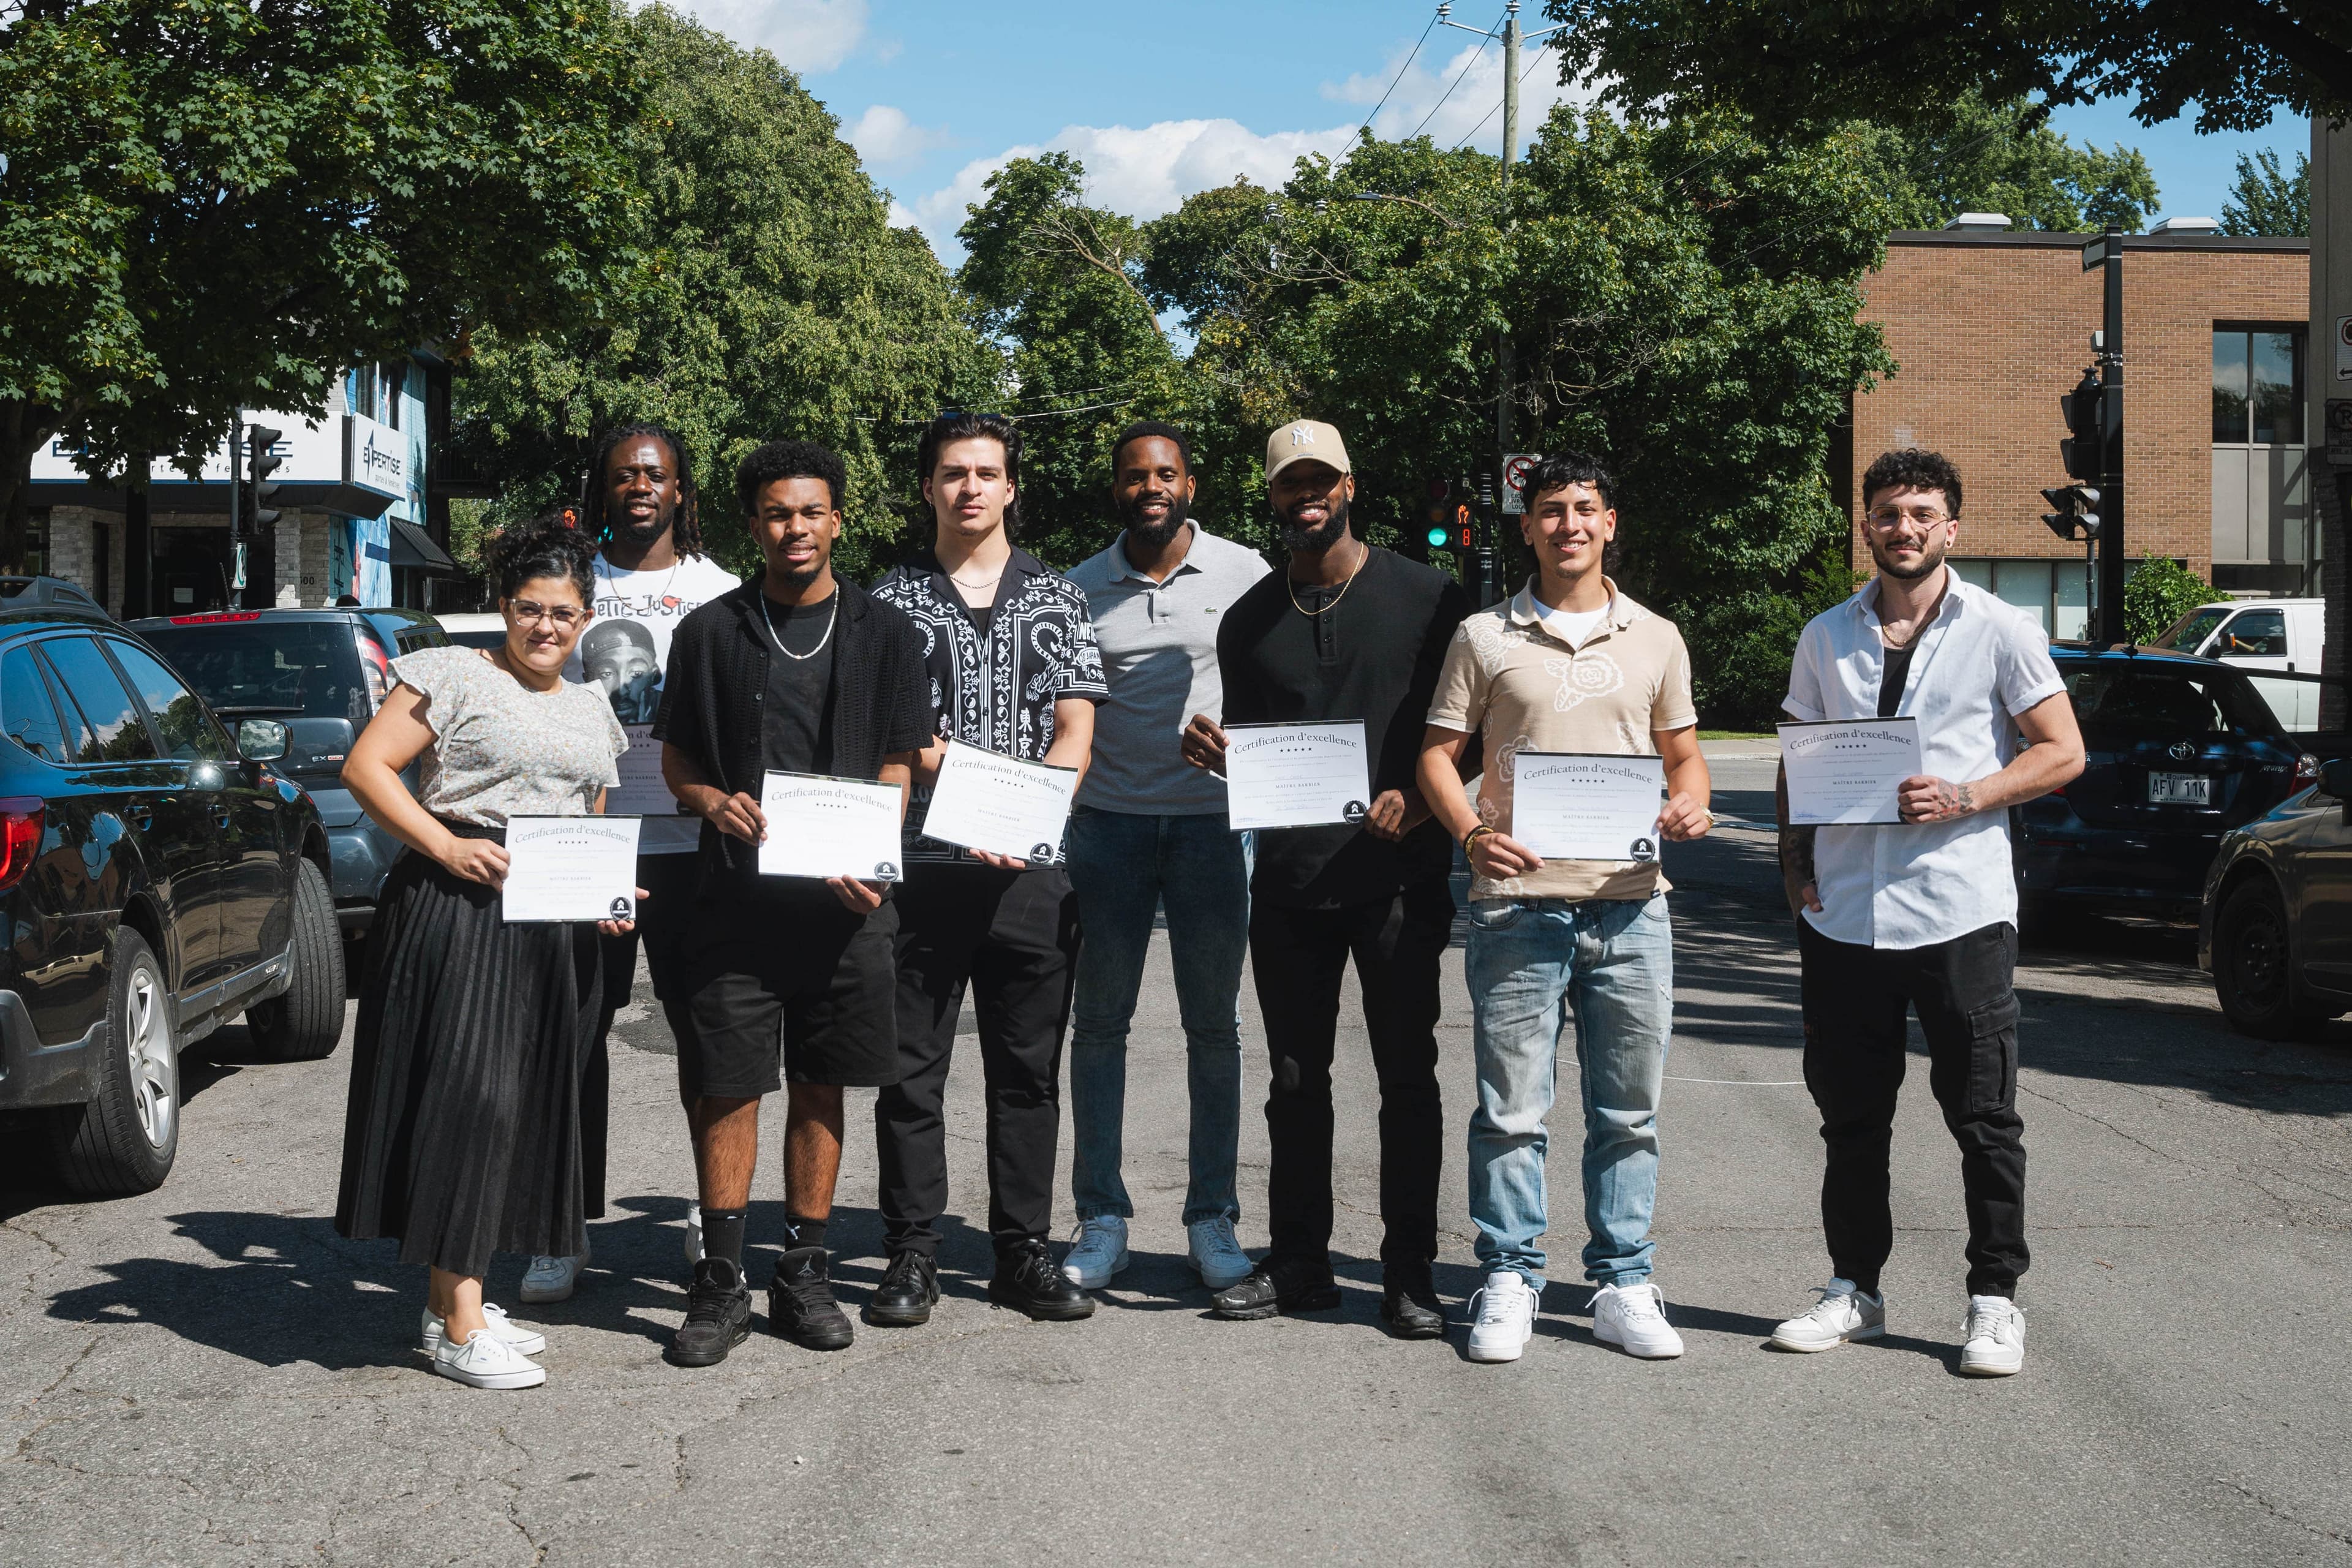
[1501, 452, 1540, 514]
[2081, 235, 2109, 271]
[232, 543, 248, 591]
[2328, 399, 2352, 466]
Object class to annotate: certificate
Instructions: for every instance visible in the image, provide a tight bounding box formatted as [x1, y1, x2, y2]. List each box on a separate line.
[1223, 722, 1371, 831]
[1779, 717, 1923, 826]
[921, 743, 1077, 862]
[1511, 753, 1665, 862]
[501, 816, 641, 923]
[759, 771, 904, 883]
[609, 722, 688, 818]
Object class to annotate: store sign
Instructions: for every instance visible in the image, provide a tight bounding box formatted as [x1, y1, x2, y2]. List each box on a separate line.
[344, 413, 406, 497]
[31, 410, 341, 485]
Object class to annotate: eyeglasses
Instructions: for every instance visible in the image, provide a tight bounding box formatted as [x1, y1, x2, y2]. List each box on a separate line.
[507, 599, 586, 628]
[1864, 508, 1953, 531]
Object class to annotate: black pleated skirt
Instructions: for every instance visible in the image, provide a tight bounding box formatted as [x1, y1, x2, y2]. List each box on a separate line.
[334, 823, 601, 1278]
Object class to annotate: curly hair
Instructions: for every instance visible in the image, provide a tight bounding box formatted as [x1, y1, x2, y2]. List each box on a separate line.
[916, 410, 1022, 536]
[735, 439, 847, 516]
[483, 511, 599, 603]
[579, 423, 705, 558]
[1520, 450, 1616, 513]
[1861, 448, 1962, 516]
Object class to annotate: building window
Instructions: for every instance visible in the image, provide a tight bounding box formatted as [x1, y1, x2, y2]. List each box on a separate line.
[1951, 558, 2092, 641]
[2212, 325, 2312, 594]
[20, 508, 48, 577]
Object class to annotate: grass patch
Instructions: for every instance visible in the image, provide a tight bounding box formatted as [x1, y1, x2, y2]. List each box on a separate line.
[1697, 729, 1774, 741]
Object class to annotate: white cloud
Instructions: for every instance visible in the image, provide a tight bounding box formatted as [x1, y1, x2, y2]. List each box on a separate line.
[667, 0, 867, 73]
[1327, 37, 1599, 153]
[884, 198, 922, 232]
[848, 104, 952, 167]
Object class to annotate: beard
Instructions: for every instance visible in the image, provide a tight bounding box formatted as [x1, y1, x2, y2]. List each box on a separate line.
[1276, 494, 1350, 555]
[1117, 490, 1191, 552]
[608, 507, 674, 553]
[774, 554, 826, 589]
[1871, 531, 1950, 581]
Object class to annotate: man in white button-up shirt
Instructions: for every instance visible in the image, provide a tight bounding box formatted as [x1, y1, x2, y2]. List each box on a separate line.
[1768, 450, 2084, 1378]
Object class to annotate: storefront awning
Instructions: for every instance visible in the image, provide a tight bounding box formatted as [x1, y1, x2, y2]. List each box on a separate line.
[389, 518, 458, 575]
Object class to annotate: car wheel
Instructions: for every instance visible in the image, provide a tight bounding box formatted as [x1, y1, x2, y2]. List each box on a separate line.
[48, 929, 179, 1195]
[2212, 878, 2323, 1042]
[244, 859, 347, 1063]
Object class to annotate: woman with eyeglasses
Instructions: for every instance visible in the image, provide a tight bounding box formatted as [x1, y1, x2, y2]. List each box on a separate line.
[334, 514, 635, 1390]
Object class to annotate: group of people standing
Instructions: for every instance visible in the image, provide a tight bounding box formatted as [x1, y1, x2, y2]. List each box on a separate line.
[332, 408, 2084, 1390]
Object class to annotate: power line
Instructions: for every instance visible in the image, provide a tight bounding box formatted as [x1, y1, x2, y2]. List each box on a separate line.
[1452, 38, 1553, 151]
[1410, 7, 1506, 141]
[1344, 12, 1441, 154]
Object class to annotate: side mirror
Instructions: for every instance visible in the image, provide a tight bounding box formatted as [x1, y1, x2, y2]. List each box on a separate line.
[239, 718, 289, 761]
[2321, 757, 2352, 804]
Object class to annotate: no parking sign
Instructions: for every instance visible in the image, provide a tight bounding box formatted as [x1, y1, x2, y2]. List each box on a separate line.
[1501, 453, 1541, 513]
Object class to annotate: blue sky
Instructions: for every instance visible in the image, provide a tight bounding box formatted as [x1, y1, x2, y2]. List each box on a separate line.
[675, 1, 2307, 261]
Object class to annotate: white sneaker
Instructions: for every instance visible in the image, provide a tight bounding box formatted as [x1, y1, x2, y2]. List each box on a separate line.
[518, 1244, 589, 1304]
[432, 1328, 546, 1390]
[1060, 1215, 1129, 1288]
[1591, 1281, 1685, 1359]
[1959, 1295, 2025, 1376]
[1466, 1270, 1537, 1363]
[684, 1202, 704, 1266]
[1770, 1278, 1887, 1352]
[420, 1302, 547, 1359]
[1185, 1215, 1252, 1291]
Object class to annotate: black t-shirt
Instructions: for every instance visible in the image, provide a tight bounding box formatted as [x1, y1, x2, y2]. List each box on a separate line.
[1879, 643, 1916, 718]
[760, 594, 837, 776]
[1216, 546, 1471, 908]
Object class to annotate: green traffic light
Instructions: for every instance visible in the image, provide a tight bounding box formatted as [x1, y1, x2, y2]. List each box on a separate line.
[1425, 526, 1448, 548]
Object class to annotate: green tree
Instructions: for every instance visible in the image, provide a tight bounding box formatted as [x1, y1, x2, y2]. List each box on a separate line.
[1856, 91, 2160, 233]
[1545, 0, 2352, 137]
[0, 0, 650, 565]
[2221, 149, 2312, 236]
[2124, 556, 2214, 646]
[454, 6, 989, 577]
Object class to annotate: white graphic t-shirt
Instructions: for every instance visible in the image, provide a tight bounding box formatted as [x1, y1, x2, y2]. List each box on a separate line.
[564, 551, 742, 853]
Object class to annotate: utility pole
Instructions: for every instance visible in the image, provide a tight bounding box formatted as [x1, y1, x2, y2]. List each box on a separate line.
[1439, 1, 1564, 488]
[2087, 228, 2126, 643]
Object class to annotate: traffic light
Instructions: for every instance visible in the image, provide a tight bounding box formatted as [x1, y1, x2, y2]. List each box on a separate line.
[246, 424, 284, 531]
[2059, 370, 2103, 482]
[2040, 483, 2102, 541]
[1423, 477, 1474, 557]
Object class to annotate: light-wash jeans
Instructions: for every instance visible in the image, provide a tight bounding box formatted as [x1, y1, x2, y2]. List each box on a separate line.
[1065, 807, 1250, 1225]
[1464, 892, 1674, 1289]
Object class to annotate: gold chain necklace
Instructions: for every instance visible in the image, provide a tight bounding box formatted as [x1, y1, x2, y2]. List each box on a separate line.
[1286, 550, 1366, 616]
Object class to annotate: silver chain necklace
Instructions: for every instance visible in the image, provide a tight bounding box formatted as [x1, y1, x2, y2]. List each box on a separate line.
[761, 589, 838, 661]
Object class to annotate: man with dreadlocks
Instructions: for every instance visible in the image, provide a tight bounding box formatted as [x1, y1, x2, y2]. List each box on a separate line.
[519, 424, 741, 1305]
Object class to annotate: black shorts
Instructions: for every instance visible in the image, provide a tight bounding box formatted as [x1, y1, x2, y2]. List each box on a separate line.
[598, 851, 703, 1014]
[680, 896, 902, 1096]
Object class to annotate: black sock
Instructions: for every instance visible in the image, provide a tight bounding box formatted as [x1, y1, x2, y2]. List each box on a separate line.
[786, 1213, 827, 1254]
[702, 1207, 748, 1275]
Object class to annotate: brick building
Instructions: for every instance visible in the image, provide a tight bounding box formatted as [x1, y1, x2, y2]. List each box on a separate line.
[1844, 227, 2312, 637]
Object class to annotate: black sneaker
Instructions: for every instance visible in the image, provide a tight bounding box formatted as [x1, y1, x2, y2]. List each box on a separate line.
[988, 1238, 1095, 1321]
[767, 1246, 854, 1351]
[669, 1257, 752, 1366]
[1210, 1255, 1342, 1321]
[865, 1249, 939, 1327]
[1379, 1261, 1447, 1339]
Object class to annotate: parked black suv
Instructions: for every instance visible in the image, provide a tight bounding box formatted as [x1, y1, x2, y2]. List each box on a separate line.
[128, 606, 448, 937]
[0, 585, 344, 1193]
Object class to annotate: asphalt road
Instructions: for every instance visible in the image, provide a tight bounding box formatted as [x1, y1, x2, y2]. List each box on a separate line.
[6, 754, 2351, 1565]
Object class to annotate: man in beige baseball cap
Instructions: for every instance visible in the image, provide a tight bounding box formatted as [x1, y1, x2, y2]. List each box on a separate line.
[1264, 418, 1351, 483]
[1182, 414, 1471, 1339]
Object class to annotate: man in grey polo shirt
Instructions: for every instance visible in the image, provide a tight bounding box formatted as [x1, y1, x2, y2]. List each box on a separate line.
[1060, 421, 1270, 1293]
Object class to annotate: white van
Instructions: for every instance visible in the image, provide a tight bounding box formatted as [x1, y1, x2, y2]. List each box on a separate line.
[2157, 599, 2328, 730]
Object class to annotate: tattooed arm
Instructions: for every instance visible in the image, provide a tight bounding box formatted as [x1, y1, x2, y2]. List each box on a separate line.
[1776, 761, 1822, 916]
[1895, 691, 2086, 824]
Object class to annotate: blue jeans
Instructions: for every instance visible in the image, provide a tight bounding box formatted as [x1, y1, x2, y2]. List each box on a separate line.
[1464, 893, 1674, 1289]
[1065, 807, 1250, 1224]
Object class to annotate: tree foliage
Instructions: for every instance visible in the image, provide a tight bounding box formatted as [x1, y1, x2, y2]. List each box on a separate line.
[2221, 149, 2312, 236]
[1544, 0, 2352, 138]
[2124, 556, 2214, 646]
[0, 0, 650, 556]
[1855, 91, 2160, 233]
[454, 5, 989, 576]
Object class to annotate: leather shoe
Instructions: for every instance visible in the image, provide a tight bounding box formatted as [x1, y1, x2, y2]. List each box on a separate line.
[865, 1249, 939, 1327]
[1379, 1261, 1447, 1339]
[989, 1238, 1096, 1321]
[1210, 1255, 1342, 1321]
[768, 1246, 854, 1351]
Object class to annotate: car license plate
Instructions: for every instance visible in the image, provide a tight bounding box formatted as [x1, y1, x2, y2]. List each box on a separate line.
[2148, 772, 2211, 806]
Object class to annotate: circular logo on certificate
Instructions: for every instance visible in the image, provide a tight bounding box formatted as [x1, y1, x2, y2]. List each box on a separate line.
[1629, 837, 1657, 863]
[1342, 800, 1368, 824]
[608, 895, 633, 918]
[1030, 842, 1057, 862]
[874, 860, 900, 882]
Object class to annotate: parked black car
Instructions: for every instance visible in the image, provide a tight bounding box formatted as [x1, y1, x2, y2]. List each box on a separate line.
[127, 606, 448, 937]
[2199, 757, 2352, 1039]
[0, 585, 345, 1194]
[2013, 647, 2320, 929]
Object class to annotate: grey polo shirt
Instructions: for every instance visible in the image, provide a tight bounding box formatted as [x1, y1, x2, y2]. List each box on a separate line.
[1068, 522, 1271, 815]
